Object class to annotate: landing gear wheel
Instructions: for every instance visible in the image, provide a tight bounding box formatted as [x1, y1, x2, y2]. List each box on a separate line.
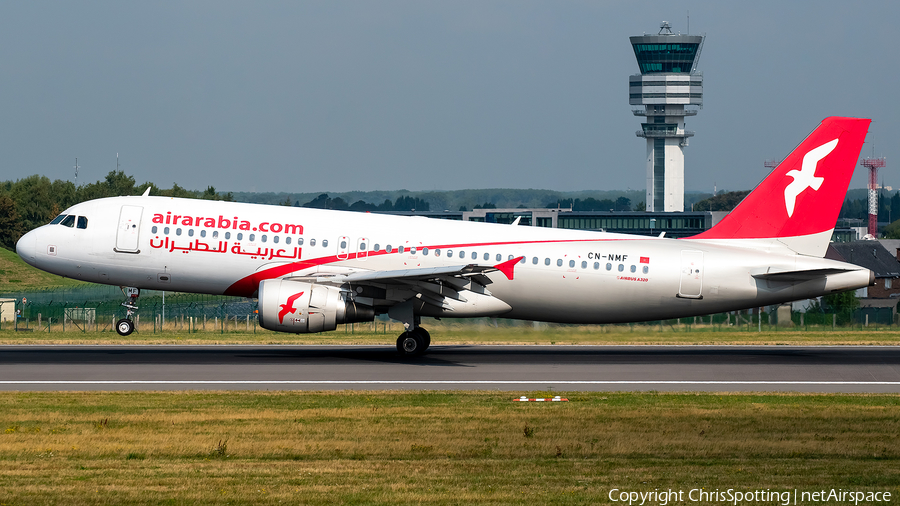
[396, 331, 425, 357]
[417, 327, 431, 349]
[116, 318, 135, 336]
[396, 328, 431, 357]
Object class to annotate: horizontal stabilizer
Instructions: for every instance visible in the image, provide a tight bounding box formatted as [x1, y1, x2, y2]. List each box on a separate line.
[752, 268, 853, 282]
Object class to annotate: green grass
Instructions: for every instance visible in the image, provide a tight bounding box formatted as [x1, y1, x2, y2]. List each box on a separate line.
[0, 391, 897, 504]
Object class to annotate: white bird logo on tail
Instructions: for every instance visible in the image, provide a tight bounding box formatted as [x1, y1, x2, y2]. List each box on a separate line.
[783, 138, 839, 217]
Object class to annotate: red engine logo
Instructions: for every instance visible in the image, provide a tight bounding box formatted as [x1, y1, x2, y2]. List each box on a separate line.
[278, 292, 305, 323]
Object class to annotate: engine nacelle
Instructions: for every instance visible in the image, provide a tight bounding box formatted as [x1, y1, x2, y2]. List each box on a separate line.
[258, 279, 374, 333]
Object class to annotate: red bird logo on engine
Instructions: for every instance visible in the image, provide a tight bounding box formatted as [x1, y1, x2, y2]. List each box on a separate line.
[278, 292, 305, 323]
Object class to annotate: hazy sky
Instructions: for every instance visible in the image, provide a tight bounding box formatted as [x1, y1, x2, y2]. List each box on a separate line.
[1, 1, 897, 194]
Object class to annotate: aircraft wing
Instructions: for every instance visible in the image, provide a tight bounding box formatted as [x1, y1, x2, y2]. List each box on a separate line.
[287, 257, 524, 311]
[297, 263, 494, 285]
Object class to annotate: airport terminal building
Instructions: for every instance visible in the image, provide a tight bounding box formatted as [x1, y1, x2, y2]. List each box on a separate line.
[383, 208, 716, 238]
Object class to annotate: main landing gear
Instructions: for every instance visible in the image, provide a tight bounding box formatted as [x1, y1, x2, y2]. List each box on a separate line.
[388, 301, 430, 357]
[396, 327, 430, 357]
[116, 287, 140, 336]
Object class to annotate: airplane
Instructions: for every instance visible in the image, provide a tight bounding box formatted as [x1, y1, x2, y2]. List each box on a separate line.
[16, 116, 873, 356]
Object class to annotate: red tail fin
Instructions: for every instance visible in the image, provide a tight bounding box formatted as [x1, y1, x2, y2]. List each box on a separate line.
[691, 117, 870, 253]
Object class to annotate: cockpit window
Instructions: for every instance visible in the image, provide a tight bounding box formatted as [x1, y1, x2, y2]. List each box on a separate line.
[60, 215, 76, 228]
[77, 216, 88, 229]
[50, 215, 66, 225]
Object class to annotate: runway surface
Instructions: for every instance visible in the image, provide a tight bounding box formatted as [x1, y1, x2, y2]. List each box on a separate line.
[1, 345, 899, 393]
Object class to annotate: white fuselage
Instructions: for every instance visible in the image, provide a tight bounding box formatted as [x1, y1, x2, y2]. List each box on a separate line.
[16, 196, 872, 324]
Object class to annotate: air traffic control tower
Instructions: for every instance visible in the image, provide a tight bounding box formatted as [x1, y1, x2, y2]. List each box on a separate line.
[630, 22, 704, 212]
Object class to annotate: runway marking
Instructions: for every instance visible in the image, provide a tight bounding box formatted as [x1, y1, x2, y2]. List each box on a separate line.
[1, 380, 900, 385]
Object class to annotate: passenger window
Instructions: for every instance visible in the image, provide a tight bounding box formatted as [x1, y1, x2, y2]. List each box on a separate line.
[532, 257, 538, 265]
[298, 238, 303, 245]
[446, 249, 452, 257]
[459, 251, 465, 259]
[249, 233, 255, 242]
[176, 228, 182, 236]
[77, 216, 88, 229]
[373, 243, 380, 251]
[569, 260, 575, 268]
[544, 258, 551, 266]
[434, 249, 441, 257]
[310, 238, 316, 246]
[484, 253, 490, 261]
[237, 233, 243, 241]
[60, 215, 76, 228]
[519, 257, 525, 264]
[471, 252, 477, 260]
[422, 247, 428, 255]
[213, 231, 219, 239]
[152, 226, 158, 234]
[201, 230, 207, 238]
[262, 235, 267, 243]
[50, 215, 66, 225]
[322, 240, 328, 247]
[285, 237, 290, 245]
[643, 266, 649, 274]
[630, 265, 636, 273]
[386, 244, 392, 252]
[273, 236, 279, 244]
[581, 261, 587, 269]
[224, 232, 231, 240]
[399, 245, 405, 254]
[164, 227, 170, 235]
[495, 253, 502, 261]
[410, 247, 416, 254]
[341, 240, 347, 249]
[557, 259, 563, 267]
[188, 229, 194, 237]
[359, 242, 366, 250]
[618, 264, 625, 272]
[594, 262, 600, 270]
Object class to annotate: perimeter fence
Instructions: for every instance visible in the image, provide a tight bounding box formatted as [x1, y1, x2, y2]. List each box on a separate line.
[0, 284, 254, 332]
[0, 284, 897, 333]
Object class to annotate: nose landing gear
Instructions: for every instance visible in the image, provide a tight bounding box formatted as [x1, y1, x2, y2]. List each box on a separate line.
[116, 287, 140, 336]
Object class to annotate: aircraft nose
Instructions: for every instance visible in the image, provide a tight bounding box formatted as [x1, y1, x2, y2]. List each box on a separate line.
[16, 230, 37, 266]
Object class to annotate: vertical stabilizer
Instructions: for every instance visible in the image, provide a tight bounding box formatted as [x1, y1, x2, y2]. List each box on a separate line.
[690, 117, 870, 256]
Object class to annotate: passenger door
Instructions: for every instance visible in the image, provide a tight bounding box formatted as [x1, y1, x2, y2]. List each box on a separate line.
[678, 250, 703, 299]
[115, 205, 143, 253]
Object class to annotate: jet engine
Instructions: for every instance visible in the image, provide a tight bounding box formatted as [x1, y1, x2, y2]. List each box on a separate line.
[258, 279, 374, 333]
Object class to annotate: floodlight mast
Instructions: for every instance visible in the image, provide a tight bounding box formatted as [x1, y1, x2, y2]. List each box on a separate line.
[861, 157, 887, 237]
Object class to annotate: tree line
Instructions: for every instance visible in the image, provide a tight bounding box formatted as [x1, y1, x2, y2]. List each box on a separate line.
[0, 171, 233, 249]
[298, 194, 432, 212]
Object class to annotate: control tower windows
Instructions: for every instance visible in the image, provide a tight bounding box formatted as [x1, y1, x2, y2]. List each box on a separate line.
[632, 43, 699, 74]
